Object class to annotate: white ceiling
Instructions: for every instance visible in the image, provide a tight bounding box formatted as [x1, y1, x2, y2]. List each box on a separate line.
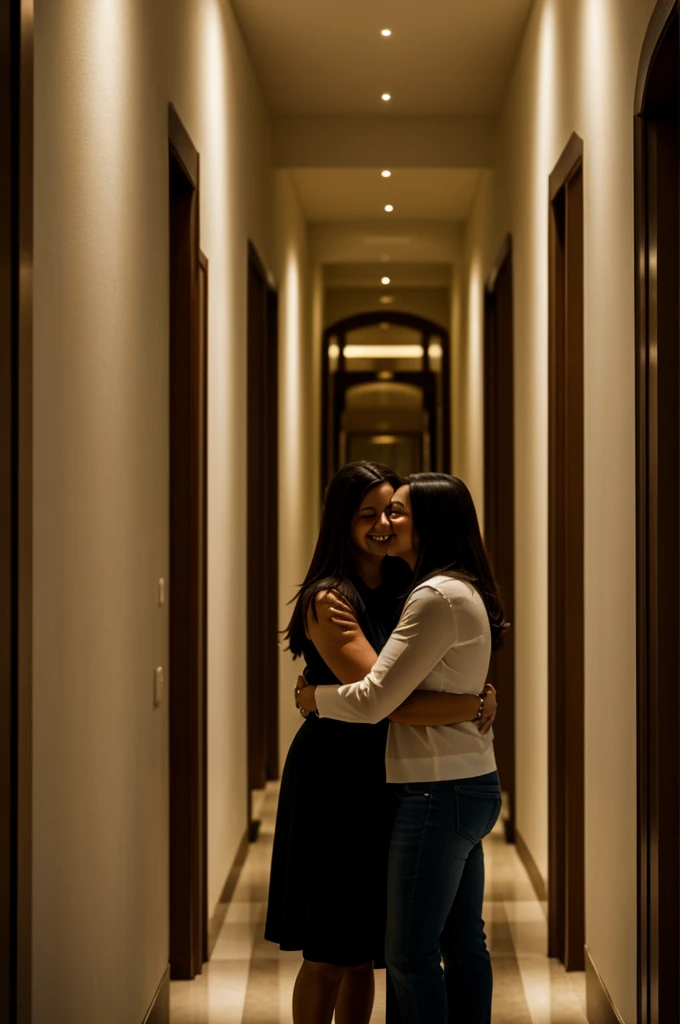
[292, 168, 481, 222]
[232, 0, 534, 117]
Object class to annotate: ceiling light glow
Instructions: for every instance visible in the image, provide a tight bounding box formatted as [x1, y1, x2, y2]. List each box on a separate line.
[345, 345, 424, 359]
[381, 276, 391, 285]
[381, 170, 392, 178]
[381, 93, 391, 102]
[384, 204, 394, 213]
[381, 29, 392, 37]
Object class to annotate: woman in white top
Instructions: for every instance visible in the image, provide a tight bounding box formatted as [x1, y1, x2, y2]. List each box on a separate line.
[298, 473, 507, 1024]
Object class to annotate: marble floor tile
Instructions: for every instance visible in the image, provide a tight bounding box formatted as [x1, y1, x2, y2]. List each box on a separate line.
[170, 781, 589, 1023]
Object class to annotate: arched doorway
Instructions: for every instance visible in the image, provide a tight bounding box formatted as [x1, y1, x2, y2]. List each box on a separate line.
[635, 3, 680, 1021]
[321, 311, 451, 489]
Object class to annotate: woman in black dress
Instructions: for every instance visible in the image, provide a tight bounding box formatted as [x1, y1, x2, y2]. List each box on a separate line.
[265, 462, 496, 1024]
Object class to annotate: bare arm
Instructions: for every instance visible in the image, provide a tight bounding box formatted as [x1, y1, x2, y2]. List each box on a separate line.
[303, 592, 493, 728]
[305, 590, 377, 684]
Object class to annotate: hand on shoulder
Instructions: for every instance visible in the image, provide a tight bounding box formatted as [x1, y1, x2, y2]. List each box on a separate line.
[306, 589, 359, 639]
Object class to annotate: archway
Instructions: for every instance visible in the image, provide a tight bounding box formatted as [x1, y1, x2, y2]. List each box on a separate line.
[321, 310, 451, 489]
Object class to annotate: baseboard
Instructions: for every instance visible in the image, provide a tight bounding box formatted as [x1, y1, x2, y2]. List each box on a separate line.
[586, 947, 625, 1024]
[142, 965, 170, 1024]
[515, 827, 547, 902]
[207, 828, 250, 958]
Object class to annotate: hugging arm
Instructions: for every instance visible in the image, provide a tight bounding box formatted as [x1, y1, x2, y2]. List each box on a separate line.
[304, 591, 491, 728]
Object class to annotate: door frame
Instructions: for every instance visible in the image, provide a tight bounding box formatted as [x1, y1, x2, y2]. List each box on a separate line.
[634, 4, 680, 1020]
[547, 132, 585, 971]
[1, 3, 33, 1021]
[246, 242, 279, 839]
[483, 235, 516, 843]
[168, 104, 208, 979]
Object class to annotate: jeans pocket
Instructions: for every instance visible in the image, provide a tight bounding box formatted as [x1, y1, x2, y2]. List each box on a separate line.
[455, 787, 502, 844]
[401, 782, 433, 798]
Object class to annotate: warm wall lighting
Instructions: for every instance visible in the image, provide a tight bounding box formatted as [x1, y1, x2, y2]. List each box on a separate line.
[381, 170, 392, 178]
[428, 342, 443, 359]
[381, 276, 391, 285]
[328, 343, 340, 359]
[381, 29, 392, 37]
[371, 435, 400, 444]
[379, 295, 395, 304]
[381, 93, 391, 102]
[344, 345, 424, 359]
[384, 204, 394, 212]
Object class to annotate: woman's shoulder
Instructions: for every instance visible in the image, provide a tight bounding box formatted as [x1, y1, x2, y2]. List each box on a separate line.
[411, 574, 478, 604]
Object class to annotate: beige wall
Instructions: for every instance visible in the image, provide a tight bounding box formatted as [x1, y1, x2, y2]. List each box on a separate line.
[275, 169, 317, 764]
[33, 1, 286, 1021]
[460, 1, 656, 1019]
[311, 221, 465, 266]
[324, 287, 451, 331]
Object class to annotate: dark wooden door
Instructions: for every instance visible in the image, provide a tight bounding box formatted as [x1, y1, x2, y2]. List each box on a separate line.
[246, 244, 279, 838]
[168, 105, 208, 980]
[0, 3, 33, 1021]
[547, 134, 585, 972]
[635, 5, 680, 1021]
[483, 238, 516, 842]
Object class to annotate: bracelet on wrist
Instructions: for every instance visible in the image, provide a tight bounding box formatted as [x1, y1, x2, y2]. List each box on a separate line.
[474, 692, 486, 721]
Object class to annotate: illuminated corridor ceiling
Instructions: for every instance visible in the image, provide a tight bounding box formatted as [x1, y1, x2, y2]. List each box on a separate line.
[232, 0, 534, 234]
[231, 0, 534, 116]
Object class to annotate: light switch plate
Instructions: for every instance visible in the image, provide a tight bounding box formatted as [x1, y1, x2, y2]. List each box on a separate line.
[154, 666, 164, 707]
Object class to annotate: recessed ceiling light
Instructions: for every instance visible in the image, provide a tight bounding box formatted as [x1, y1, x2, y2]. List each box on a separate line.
[381, 93, 391, 102]
[381, 29, 392, 37]
[384, 204, 394, 213]
[381, 170, 392, 178]
[381, 276, 391, 285]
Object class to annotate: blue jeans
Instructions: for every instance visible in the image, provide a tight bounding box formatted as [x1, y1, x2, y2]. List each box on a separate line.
[384, 772, 502, 1024]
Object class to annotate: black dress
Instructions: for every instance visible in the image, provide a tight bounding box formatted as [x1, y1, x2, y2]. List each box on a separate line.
[265, 576, 402, 967]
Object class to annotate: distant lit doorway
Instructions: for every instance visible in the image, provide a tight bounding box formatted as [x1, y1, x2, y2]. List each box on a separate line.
[635, 4, 680, 1021]
[321, 311, 451, 490]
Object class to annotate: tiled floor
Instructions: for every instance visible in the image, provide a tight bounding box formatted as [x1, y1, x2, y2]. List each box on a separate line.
[170, 783, 588, 1023]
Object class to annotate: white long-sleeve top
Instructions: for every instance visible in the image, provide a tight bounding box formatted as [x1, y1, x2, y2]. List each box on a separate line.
[314, 574, 497, 784]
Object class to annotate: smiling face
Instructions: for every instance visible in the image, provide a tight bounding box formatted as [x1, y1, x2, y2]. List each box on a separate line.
[349, 481, 396, 559]
[386, 484, 419, 569]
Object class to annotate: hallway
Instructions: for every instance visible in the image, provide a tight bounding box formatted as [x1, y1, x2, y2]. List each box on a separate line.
[3, 0, 678, 1022]
[170, 786, 588, 1024]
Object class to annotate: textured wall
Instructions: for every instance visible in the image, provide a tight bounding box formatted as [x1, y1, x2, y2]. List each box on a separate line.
[460, 1, 656, 1019]
[33, 0, 278, 1019]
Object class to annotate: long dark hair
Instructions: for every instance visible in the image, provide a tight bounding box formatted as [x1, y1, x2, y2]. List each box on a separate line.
[405, 473, 509, 650]
[285, 461, 401, 657]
